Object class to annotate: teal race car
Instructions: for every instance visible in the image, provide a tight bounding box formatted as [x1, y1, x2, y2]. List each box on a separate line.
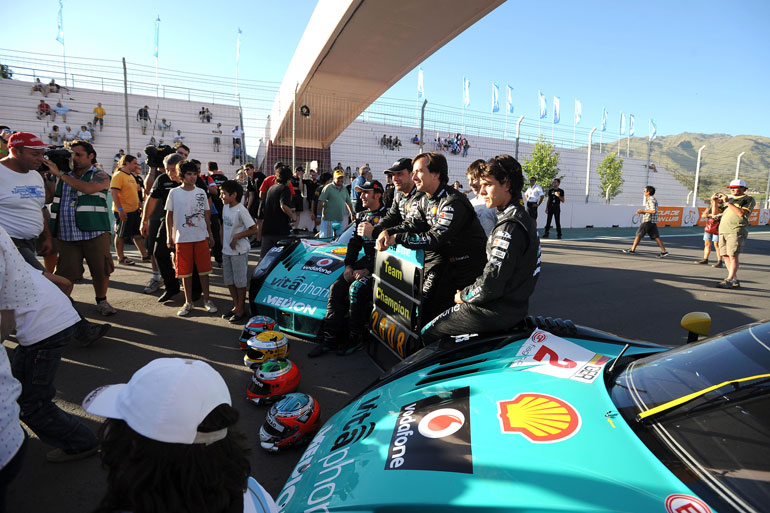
[274, 314, 770, 513]
[249, 226, 362, 339]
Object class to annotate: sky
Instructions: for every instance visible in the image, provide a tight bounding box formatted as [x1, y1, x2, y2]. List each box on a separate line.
[1, 0, 769, 140]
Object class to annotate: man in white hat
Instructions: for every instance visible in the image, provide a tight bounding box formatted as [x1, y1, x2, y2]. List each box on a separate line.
[712, 179, 755, 288]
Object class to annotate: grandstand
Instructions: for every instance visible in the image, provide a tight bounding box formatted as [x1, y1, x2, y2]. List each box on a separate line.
[330, 119, 689, 206]
[0, 77, 244, 177]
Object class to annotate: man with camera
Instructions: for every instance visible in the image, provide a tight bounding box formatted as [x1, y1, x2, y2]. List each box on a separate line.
[48, 140, 117, 316]
[712, 179, 755, 289]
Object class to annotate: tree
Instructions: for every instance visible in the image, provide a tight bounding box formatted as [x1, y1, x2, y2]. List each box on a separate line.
[522, 136, 560, 190]
[596, 152, 624, 203]
[0, 64, 12, 79]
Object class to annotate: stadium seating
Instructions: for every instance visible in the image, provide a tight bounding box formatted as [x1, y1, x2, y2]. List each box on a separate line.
[0, 78, 244, 177]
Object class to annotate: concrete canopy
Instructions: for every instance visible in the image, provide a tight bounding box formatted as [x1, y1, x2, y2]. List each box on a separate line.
[268, 0, 505, 150]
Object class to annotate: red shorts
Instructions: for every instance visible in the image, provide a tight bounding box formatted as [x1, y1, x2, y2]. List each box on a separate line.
[174, 240, 212, 278]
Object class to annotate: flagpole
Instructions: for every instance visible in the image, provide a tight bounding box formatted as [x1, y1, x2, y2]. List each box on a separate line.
[551, 117, 554, 143]
[599, 131, 603, 154]
[62, 41, 67, 88]
[504, 110, 509, 139]
[462, 105, 465, 136]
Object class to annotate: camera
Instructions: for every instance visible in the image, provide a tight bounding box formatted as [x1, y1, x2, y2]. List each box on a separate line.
[715, 192, 728, 201]
[39, 147, 72, 174]
[144, 144, 175, 168]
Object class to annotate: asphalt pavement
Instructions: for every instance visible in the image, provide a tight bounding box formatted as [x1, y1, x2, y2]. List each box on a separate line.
[5, 225, 770, 512]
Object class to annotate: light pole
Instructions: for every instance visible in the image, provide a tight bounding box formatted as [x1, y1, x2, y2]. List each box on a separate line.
[514, 115, 524, 160]
[585, 128, 596, 203]
[734, 151, 745, 180]
[692, 145, 706, 207]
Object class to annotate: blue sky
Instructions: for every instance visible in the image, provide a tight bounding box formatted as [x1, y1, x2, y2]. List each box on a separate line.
[2, 0, 769, 139]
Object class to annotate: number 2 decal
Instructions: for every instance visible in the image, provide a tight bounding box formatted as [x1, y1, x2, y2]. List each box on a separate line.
[534, 345, 577, 369]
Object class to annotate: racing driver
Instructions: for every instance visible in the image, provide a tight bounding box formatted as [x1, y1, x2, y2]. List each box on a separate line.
[310, 180, 388, 357]
[358, 157, 420, 240]
[376, 152, 486, 324]
[421, 154, 541, 343]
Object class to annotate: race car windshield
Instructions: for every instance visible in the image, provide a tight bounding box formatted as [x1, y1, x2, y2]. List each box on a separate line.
[610, 321, 770, 512]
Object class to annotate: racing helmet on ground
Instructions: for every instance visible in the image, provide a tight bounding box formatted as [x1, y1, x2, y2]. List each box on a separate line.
[239, 316, 277, 350]
[259, 393, 321, 452]
[247, 358, 301, 405]
[244, 330, 289, 369]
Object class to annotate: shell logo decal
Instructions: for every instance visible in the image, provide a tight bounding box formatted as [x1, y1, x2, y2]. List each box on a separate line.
[497, 393, 581, 443]
[331, 247, 347, 255]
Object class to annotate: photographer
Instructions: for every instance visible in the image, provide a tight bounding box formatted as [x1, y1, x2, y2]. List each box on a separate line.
[712, 180, 756, 289]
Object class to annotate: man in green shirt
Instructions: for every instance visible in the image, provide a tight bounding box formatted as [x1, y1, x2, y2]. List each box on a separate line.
[713, 179, 755, 289]
[318, 170, 353, 238]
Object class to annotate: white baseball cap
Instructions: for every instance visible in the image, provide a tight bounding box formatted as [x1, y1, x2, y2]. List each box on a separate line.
[82, 358, 231, 445]
[728, 179, 747, 188]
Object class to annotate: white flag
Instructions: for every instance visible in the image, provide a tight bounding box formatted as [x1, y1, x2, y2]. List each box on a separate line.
[463, 77, 470, 107]
[620, 113, 626, 135]
[538, 90, 547, 119]
[601, 108, 607, 132]
[506, 85, 514, 114]
[574, 100, 582, 125]
[553, 96, 560, 124]
[492, 83, 499, 113]
[417, 68, 424, 99]
[649, 119, 657, 141]
[629, 114, 635, 136]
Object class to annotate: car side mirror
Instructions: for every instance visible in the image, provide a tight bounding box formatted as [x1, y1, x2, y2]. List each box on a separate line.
[681, 312, 711, 343]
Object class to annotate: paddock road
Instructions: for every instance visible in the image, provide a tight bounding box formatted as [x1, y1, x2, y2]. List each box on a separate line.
[6, 226, 770, 512]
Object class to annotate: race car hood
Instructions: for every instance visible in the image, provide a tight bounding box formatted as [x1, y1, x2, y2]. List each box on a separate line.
[276, 332, 710, 513]
[254, 239, 360, 323]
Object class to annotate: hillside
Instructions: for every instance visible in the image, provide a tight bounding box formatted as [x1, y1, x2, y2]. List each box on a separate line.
[592, 133, 769, 201]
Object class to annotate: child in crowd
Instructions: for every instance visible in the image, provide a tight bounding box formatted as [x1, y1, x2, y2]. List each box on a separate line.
[220, 180, 257, 323]
[164, 160, 217, 316]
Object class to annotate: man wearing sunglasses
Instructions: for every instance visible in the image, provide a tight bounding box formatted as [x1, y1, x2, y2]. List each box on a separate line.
[713, 179, 755, 289]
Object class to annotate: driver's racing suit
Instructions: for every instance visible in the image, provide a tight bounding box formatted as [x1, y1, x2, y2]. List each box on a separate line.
[371, 185, 421, 239]
[421, 198, 541, 343]
[321, 204, 388, 353]
[390, 183, 487, 325]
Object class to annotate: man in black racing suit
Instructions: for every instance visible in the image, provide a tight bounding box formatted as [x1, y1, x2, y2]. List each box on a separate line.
[376, 152, 486, 325]
[421, 155, 541, 343]
[310, 180, 388, 357]
[360, 157, 421, 241]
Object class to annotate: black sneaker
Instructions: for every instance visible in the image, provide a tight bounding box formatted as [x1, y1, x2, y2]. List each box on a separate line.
[337, 342, 363, 356]
[73, 323, 111, 347]
[716, 279, 733, 289]
[157, 289, 181, 302]
[712, 261, 723, 268]
[694, 259, 708, 264]
[308, 343, 332, 358]
[657, 252, 670, 258]
[622, 249, 636, 254]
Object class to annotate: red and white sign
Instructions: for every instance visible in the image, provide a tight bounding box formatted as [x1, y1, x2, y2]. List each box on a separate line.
[510, 329, 610, 383]
[665, 494, 712, 513]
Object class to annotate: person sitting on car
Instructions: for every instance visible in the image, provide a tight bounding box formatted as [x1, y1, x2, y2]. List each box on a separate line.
[310, 180, 388, 358]
[421, 155, 541, 344]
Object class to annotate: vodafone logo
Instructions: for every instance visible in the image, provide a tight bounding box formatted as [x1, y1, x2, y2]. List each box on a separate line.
[316, 258, 333, 267]
[418, 408, 465, 439]
[665, 494, 712, 513]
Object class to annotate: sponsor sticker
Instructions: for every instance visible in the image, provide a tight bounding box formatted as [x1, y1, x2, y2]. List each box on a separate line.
[493, 238, 510, 249]
[497, 393, 581, 443]
[331, 247, 347, 255]
[510, 329, 610, 383]
[491, 248, 506, 259]
[494, 230, 512, 240]
[664, 494, 712, 513]
[385, 387, 472, 473]
[301, 255, 344, 275]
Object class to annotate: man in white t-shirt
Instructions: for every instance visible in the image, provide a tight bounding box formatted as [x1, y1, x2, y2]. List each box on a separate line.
[524, 176, 545, 225]
[220, 180, 257, 323]
[4, 228, 99, 463]
[165, 160, 216, 317]
[76, 125, 93, 142]
[0, 132, 53, 269]
[232, 125, 244, 146]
